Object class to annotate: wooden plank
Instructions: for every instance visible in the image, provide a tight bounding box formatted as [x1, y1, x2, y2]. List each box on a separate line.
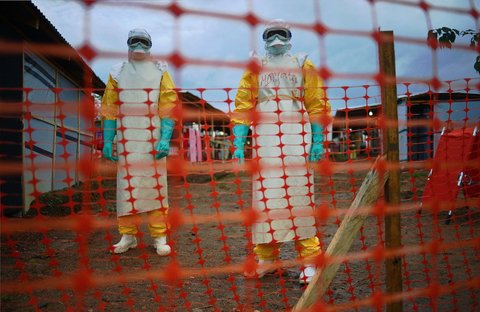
[379, 30, 403, 312]
[292, 156, 389, 311]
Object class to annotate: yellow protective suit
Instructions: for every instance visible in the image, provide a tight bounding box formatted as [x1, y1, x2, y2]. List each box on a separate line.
[233, 54, 331, 260]
[101, 60, 178, 237]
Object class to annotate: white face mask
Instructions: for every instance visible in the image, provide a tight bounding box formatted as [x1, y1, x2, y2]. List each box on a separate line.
[265, 36, 291, 56]
[266, 44, 289, 55]
[128, 42, 151, 60]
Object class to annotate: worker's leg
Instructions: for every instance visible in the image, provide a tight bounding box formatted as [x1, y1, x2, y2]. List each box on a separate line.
[295, 236, 321, 258]
[295, 236, 321, 284]
[148, 208, 171, 256]
[112, 214, 141, 253]
[245, 242, 281, 278]
[254, 242, 281, 261]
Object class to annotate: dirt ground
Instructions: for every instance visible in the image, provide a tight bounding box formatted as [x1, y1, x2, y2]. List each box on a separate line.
[1, 159, 479, 311]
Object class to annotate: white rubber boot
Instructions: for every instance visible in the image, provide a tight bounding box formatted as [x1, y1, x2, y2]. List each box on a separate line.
[112, 235, 137, 254]
[299, 264, 316, 285]
[153, 236, 171, 256]
[244, 259, 276, 279]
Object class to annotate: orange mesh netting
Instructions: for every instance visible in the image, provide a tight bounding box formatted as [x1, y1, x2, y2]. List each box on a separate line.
[1, 1, 480, 311]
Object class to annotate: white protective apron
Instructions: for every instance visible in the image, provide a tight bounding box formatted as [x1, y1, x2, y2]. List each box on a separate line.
[115, 60, 169, 216]
[252, 54, 316, 244]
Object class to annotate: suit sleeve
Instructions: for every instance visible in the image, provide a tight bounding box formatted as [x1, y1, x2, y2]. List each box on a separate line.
[303, 59, 331, 121]
[232, 68, 258, 125]
[158, 71, 179, 118]
[100, 75, 119, 121]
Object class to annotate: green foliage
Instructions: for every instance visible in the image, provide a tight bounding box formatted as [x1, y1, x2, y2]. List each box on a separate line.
[427, 27, 479, 74]
[427, 27, 458, 49]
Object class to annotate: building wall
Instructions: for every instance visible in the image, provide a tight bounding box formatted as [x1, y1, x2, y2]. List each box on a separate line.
[399, 97, 480, 161]
[0, 51, 24, 217]
[0, 1, 105, 216]
[332, 95, 480, 162]
[23, 52, 94, 212]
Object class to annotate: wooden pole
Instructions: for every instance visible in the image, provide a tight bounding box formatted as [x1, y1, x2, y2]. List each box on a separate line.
[292, 157, 389, 311]
[379, 30, 403, 312]
[211, 114, 215, 160]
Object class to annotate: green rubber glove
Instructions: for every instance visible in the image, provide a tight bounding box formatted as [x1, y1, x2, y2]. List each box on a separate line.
[309, 123, 325, 162]
[102, 119, 118, 161]
[156, 118, 175, 159]
[232, 124, 249, 163]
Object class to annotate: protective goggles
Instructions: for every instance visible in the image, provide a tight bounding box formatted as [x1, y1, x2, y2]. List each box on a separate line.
[127, 37, 152, 48]
[263, 28, 292, 41]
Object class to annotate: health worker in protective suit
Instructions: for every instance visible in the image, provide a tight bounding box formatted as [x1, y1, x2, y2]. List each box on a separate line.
[232, 20, 331, 284]
[101, 28, 178, 256]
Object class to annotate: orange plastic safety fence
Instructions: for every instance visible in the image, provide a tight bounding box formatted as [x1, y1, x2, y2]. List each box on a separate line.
[1, 1, 480, 312]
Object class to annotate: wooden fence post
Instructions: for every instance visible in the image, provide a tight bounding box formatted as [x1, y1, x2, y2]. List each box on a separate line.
[379, 30, 403, 312]
[292, 157, 389, 311]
